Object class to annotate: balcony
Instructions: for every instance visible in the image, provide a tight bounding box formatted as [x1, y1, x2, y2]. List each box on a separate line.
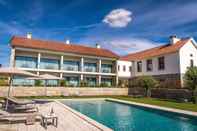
[84, 63, 97, 72]
[63, 61, 79, 71]
[101, 64, 112, 73]
[15, 56, 37, 69]
[40, 58, 60, 70]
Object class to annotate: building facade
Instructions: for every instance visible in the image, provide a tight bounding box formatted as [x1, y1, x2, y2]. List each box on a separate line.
[10, 34, 119, 87]
[118, 36, 197, 87]
[9, 35, 197, 88]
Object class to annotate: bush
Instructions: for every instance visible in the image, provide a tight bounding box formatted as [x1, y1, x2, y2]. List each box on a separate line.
[136, 76, 158, 97]
[184, 67, 197, 103]
[80, 80, 88, 87]
[100, 83, 109, 87]
[60, 80, 68, 87]
[35, 80, 42, 87]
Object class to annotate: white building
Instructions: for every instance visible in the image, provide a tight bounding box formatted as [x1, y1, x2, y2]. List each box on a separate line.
[10, 34, 119, 87]
[117, 36, 197, 87]
[9, 34, 197, 88]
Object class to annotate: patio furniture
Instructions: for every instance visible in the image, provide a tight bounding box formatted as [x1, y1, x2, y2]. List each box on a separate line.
[0, 109, 39, 124]
[41, 114, 58, 129]
[0, 67, 38, 110]
[4, 97, 38, 112]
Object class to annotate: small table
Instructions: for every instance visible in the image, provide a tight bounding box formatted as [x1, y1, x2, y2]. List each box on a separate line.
[41, 114, 58, 129]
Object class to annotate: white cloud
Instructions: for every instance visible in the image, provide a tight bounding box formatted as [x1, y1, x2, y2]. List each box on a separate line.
[103, 9, 132, 28]
[104, 38, 162, 54]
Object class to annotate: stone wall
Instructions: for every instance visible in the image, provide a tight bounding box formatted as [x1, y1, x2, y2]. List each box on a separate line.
[0, 87, 129, 97]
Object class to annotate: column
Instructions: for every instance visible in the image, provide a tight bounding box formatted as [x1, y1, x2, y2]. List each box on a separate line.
[37, 53, 41, 69]
[60, 55, 64, 70]
[9, 48, 15, 67]
[80, 57, 84, 81]
[37, 53, 41, 75]
[98, 75, 101, 85]
[60, 55, 64, 78]
[98, 59, 101, 73]
[115, 60, 119, 86]
[80, 57, 84, 72]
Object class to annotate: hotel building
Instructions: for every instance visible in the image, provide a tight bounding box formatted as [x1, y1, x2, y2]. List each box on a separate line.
[10, 34, 119, 86]
[9, 34, 197, 88]
[118, 36, 197, 87]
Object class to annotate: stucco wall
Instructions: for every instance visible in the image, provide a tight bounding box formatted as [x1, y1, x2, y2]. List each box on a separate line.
[117, 60, 132, 78]
[0, 87, 129, 97]
[133, 52, 180, 76]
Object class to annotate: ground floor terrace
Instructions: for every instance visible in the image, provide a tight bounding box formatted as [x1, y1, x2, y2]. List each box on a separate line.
[12, 72, 117, 87]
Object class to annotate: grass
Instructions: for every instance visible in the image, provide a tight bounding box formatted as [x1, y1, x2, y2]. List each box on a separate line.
[110, 96, 197, 112]
[3, 95, 197, 112]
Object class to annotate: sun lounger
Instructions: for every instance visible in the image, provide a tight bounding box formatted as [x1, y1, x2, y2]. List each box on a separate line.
[4, 97, 38, 112]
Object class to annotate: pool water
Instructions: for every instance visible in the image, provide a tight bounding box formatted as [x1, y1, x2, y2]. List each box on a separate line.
[62, 100, 197, 131]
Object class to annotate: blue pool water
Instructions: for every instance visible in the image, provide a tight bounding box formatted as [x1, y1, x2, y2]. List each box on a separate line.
[62, 100, 197, 131]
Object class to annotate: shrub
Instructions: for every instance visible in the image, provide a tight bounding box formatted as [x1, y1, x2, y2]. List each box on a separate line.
[80, 80, 88, 87]
[100, 83, 109, 87]
[35, 80, 42, 87]
[184, 67, 197, 103]
[136, 76, 158, 97]
[60, 80, 68, 87]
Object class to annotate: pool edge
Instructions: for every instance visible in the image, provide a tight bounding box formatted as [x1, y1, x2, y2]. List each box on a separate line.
[55, 100, 113, 131]
[107, 98, 197, 118]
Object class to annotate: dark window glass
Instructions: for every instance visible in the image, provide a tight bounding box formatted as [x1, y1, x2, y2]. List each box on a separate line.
[118, 65, 120, 71]
[123, 65, 126, 72]
[158, 57, 165, 70]
[137, 61, 142, 72]
[147, 59, 153, 71]
[190, 59, 194, 67]
[129, 66, 132, 72]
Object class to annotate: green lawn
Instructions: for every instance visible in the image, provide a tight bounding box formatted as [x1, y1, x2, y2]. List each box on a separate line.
[8, 95, 197, 112]
[110, 96, 197, 112]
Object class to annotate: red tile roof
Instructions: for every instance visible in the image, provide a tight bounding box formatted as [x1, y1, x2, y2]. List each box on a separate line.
[10, 36, 119, 59]
[120, 38, 190, 61]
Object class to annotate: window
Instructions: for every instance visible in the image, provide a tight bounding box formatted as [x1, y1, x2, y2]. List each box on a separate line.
[137, 61, 142, 72]
[158, 57, 165, 70]
[146, 59, 153, 71]
[118, 65, 120, 71]
[190, 59, 194, 67]
[101, 64, 112, 73]
[15, 56, 37, 68]
[129, 66, 132, 72]
[123, 65, 126, 72]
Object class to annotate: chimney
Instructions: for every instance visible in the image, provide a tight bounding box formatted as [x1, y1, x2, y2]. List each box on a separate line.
[27, 32, 32, 39]
[65, 39, 70, 45]
[170, 35, 180, 44]
[96, 43, 101, 49]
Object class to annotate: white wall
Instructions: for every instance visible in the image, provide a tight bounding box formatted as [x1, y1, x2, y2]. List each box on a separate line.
[179, 40, 197, 74]
[133, 52, 180, 77]
[117, 60, 132, 78]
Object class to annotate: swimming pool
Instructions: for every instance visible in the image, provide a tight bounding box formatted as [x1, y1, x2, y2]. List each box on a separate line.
[62, 100, 197, 131]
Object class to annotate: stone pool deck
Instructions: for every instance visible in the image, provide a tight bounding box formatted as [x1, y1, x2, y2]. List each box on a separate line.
[0, 101, 112, 131]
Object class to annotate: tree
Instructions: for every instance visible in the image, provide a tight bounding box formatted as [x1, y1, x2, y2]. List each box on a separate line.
[184, 67, 197, 103]
[35, 80, 42, 87]
[137, 76, 158, 97]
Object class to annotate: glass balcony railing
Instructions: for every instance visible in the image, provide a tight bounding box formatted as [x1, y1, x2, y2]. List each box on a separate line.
[40, 58, 60, 70]
[15, 56, 37, 68]
[63, 61, 79, 71]
[84, 63, 97, 72]
[101, 64, 112, 73]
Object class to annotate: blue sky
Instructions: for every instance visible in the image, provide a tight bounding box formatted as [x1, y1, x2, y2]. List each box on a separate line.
[0, 0, 197, 66]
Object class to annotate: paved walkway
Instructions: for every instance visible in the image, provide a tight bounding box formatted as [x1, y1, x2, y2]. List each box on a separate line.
[0, 101, 112, 131]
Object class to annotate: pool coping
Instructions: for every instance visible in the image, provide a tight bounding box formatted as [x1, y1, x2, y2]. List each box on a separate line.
[55, 100, 113, 131]
[106, 98, 197, 118]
